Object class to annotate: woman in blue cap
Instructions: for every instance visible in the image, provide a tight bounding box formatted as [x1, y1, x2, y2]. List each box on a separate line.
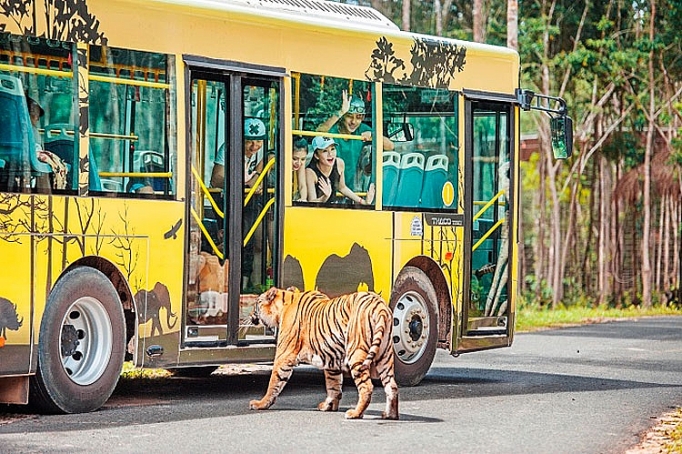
[305, 135, 374, 205]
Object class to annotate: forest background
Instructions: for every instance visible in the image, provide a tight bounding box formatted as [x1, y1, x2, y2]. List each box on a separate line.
[338, 0, 682, 309]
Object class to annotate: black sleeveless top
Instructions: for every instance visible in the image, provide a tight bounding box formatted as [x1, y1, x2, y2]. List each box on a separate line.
[307, 159, 340, 204]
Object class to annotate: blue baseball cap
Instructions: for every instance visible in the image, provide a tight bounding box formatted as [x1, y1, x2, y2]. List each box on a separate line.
[312, 136, 336, 150]
[244, 118, 266, 140]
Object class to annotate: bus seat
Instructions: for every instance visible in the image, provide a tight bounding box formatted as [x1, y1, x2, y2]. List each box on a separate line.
[0, 75, 51, 175]
[88, 153, 103, 191]
[44, 124, 74, 161]
[44, 123, 102, 191]
[133, 150, 167, 192]
[382, 151, 400, 206]
[394, 152, 424, 207]
[420, 154, 449, 209]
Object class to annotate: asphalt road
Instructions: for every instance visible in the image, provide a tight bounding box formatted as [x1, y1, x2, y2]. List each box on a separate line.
[1, 316, 681, 453]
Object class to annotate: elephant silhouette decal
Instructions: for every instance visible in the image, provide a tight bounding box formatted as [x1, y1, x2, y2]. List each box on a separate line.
[134, 282, 178, 337]
[0, 297, 23, 344]
[315, 243, 375, 298]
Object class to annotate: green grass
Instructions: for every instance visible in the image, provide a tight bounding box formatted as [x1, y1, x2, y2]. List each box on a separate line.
[516, 304, 682, 332]
[120, 361, 171, 379]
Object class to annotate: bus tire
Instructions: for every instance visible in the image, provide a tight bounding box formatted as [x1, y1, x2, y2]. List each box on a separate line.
[30, 267, 125, 414]
[390, 266, 438, 387]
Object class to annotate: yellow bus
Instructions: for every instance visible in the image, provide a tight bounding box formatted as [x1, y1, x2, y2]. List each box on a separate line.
[0, 0, 571, 413]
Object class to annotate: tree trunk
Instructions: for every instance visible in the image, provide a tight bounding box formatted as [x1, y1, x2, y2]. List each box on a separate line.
[401, 0, 410, 31]
[641, 0, 656, 308]
[435, 0, 443, 36]
[473, 0, 486, 42]
[507, 0, 518, 50]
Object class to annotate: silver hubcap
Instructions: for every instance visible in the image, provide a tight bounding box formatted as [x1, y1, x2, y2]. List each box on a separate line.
[59, 297, 113, 386]
[392, 291, 429, 364]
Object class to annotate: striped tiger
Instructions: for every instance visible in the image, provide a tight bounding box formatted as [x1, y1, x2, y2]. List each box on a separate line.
[249, 287, 399, 420]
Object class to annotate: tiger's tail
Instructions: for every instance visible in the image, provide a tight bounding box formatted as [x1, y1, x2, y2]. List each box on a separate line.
[361, 300, 391, 371]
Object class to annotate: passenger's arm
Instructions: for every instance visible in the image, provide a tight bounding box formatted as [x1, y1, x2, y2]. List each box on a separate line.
[305, 168, 331, 203]
[337, 159, 368, 205]
[210, 163, 225, 188]
[317, 89, 350, 132]
[296, 166, 307, 202]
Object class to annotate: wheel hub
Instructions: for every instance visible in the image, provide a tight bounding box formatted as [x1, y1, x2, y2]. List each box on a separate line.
[408, 315, 423, 341]
[392, 291, 430, 364]
[60, 324, 80, 357]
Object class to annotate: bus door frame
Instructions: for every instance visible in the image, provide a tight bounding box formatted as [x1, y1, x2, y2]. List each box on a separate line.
[182, 56, 285, 347]
[459, 90, 516, 352]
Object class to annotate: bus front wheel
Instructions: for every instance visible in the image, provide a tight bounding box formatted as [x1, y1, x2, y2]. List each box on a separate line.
[30, 267, 126, 413]
[390, 266, 438, 387]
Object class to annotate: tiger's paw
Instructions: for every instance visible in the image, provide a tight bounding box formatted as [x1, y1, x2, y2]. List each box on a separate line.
[344, 409, 364, 419]
[249, 399, 270, 410]
[381, 411, 399, 420]
[317, 398, 340, 412]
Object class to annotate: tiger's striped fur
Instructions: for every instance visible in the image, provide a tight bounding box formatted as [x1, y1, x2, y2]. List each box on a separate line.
[249, 287, 399, 420]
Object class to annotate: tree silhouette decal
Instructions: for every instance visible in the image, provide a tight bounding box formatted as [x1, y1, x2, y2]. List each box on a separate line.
[366, 36, 467, 89]
[0, 0, 107, 45]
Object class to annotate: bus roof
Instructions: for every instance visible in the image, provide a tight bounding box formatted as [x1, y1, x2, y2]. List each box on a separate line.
[201, 0, 399, 32]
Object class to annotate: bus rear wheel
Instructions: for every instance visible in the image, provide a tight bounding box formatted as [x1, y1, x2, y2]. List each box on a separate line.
[390, 266, 438, 387]
[30, 267, 125, 414]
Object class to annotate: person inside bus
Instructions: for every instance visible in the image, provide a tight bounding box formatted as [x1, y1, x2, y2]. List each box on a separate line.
[27, 94, 67, 190]
[316, 89, 394, 192]
[210, 118, 266, 190]
[210, 118, 266, 291]
[292, 136, 308, 202]
[305, 135, 374, 205]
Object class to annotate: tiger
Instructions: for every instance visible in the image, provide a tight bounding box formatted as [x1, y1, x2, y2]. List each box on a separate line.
[249, 287, 399, 420]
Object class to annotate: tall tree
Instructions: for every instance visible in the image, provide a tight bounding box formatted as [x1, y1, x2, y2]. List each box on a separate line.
[641, 0, 656, 308]
[473, 0, 486, 42]
[401, 0, 411, 31]
[507, 0, 518, 49]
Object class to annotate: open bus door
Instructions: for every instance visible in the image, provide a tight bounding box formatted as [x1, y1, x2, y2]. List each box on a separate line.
[462, 99, 513, 346]
[183, 60, 282, 347]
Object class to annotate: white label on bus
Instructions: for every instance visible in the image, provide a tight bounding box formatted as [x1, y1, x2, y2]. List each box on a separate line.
[410, 216, 423, 237]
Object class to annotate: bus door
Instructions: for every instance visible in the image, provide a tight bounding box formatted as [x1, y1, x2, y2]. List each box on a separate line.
[463, 99, 513, 340]
[184, 61, 282, 346]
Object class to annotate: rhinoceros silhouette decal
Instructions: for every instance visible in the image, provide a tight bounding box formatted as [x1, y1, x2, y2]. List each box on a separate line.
[0, 297, 23, 342]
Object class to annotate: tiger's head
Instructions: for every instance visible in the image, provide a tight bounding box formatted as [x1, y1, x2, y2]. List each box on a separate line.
[251, 287, 300, 329]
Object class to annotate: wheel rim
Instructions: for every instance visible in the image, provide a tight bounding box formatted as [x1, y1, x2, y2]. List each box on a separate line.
[392, 290, 430, 364]
[59, 296, 113, 386]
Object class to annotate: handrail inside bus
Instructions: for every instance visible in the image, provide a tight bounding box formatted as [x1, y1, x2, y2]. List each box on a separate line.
[98, 171, 171, 179]
[292, 129, 365, 142]
[244, 158, 275, 206]
[473, 189, 506, 221]
[191, 166, 223, 219]
[472, 217, 505, 252]
[244, 197, 275, 247]
[43, 128, 140, 142]
[190, 207, 223, 259]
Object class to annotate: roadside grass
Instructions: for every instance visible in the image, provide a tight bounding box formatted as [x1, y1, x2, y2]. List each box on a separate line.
[516, 304, 681, 333]
[120, 361, 170, 379]
[665, 408, 682, 452]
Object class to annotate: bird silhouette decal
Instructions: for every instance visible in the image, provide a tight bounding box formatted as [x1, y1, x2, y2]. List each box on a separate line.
[164, 219, 182, 239]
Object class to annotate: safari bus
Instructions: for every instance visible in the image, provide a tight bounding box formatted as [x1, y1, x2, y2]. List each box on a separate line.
[0, 0, 571, 413]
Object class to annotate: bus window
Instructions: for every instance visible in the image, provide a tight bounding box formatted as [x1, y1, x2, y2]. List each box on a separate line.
[0, 33, 76, 193]
[89, 46, 176, 196]
[382, 84, 459, 211]
[292, 73, 375, 206]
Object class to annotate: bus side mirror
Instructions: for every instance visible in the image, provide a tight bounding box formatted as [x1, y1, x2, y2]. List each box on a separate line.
[386, 122, 414, 142]
[551, 115, 573, 159]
